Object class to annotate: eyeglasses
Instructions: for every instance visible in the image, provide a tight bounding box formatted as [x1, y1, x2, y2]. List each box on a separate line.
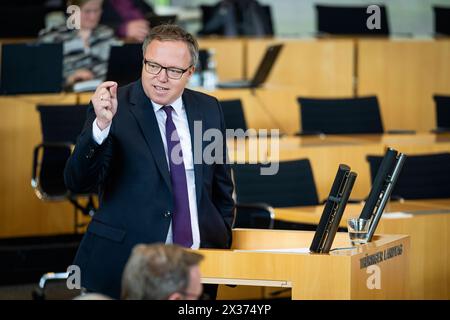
[143, 59, 192, 80]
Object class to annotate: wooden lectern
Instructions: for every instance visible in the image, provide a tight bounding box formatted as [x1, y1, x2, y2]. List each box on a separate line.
[198, 229, 409, 300]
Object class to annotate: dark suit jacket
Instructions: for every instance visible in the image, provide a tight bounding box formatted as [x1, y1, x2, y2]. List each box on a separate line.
[64, 80, 234, 299]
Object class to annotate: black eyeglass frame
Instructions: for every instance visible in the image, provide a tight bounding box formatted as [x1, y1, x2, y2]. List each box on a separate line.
[143, 59, 193, 80]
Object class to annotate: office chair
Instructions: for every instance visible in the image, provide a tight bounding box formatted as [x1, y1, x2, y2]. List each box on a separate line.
[315, 5, 389, 36]
[297, 96, 384, 135]
[367, 152, 450, 200]
[220, 99, 248, 132]
[31, 105, 96, 233]
[232, 159, 319, 207]
[433, 6, 450, 36]
[433, 95, 450, 132]
[232, 159, 319, 230]
[199, 2, 273, 36]
[0, 5, 47, 38]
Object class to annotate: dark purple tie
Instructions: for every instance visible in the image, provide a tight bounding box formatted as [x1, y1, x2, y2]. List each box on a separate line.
[162, 106, 193, 248]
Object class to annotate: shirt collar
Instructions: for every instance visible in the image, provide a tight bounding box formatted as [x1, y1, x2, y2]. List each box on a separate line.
[151, 95, 184, 116]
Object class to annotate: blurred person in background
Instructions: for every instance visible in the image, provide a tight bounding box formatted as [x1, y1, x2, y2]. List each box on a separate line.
[100, 0, 153, 42]
[39, 0, 118, 87]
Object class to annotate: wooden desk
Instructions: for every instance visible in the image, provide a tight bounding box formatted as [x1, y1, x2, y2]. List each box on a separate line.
[246, 39, 354, 96]
[199, 229, 409, 300]
[339, 133, 450, 151]
[198, 38, 245, 81]
[357, 39, 450, 132]
[274, 199, 450, 299]
[78, 92, 93, 105]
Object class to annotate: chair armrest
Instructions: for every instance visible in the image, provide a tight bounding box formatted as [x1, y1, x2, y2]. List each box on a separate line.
[234, 202, 275, 229]
[31, 142, 74, 201]
[31, 142, 73, 188]
[385, 129, 416, 135]
[32, 271, 70, 300]
[431, 127, 450, 134]
[295, 130, 325, 136]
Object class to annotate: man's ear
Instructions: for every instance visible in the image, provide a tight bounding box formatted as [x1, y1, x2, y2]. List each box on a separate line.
[167, 292, 183, 300]
[188, 65, 196, 76]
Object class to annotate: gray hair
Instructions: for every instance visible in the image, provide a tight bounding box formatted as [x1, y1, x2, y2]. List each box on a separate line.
[121, 243, 203, 300]
[142, 24, 199, 67]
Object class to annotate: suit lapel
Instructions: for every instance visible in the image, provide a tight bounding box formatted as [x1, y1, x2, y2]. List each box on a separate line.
[183, 89, 204, 206]
[128, 80, 172, 193]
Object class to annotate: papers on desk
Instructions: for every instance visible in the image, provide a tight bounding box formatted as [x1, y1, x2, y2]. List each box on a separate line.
[234, 248, 311, 254]
[73, 79, 102, 92]
[381, 212, 414, 219]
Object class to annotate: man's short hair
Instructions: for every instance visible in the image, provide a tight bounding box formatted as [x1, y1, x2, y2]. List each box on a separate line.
[121, 243, 203, 300]
[142, 24, 199, 67]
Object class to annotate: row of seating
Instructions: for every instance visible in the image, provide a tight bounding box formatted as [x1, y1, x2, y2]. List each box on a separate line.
[200, 3, 450, 37]
[233, 154, 450, 229]
[3, 3, 448, 38]
[221, 95, 450, 134]
[32, 104, 450, 233]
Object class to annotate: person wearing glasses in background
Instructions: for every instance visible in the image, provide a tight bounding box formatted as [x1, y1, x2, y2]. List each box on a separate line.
[64, 24, 234, 299]
[121, 243, 205, 300]
[39, 0, 119, 87]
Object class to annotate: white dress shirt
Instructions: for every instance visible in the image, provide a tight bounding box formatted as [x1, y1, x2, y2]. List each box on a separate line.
[92, 95, 200, 249]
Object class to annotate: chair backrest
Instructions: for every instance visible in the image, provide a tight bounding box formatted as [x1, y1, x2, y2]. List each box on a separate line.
[219, 99, 248, 132]
[199, 2, 273, 36]
[106, 44, 142, 88]
[36, 105, 88, 197]
[38, 105, 88, 143]
[434, 6, 450, 35]
[433, 95, 450, 130]
[0, 43, 63, 94]
[0, 5, 47, 38]
[367, 153, 450, 200]
[298, 96, 384, 134]
[316, 5, 389, 35]
[232, 159, 319, 207]
[259, 5, 274, 36]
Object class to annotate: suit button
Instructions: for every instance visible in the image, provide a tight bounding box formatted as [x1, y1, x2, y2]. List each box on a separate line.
[86, 148, 95, 159]
[164, 211, 171, 218]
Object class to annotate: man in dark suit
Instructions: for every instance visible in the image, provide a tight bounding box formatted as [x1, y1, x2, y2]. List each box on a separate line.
[64, 24, 234, 299]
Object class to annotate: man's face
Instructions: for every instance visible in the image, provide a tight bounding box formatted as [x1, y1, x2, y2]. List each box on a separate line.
[80, 0, 102, 30]
[141, 40, 194, 106]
